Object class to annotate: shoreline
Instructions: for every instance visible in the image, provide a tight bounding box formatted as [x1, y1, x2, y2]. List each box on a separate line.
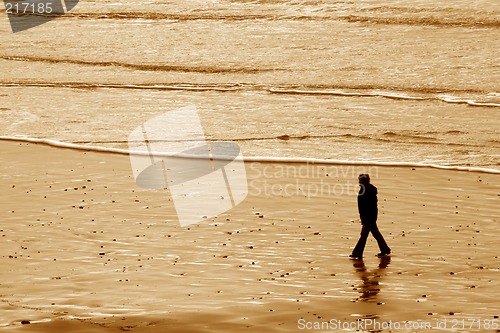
[1, 140, 499, 332]
[1, 137, 498, 175]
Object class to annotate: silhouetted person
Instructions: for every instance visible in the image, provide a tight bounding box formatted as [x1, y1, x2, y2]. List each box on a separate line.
[350, 174, 391, 259]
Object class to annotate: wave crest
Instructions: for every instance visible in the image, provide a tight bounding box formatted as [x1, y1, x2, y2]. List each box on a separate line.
[340, 13, 500, 28]
[269, 88, 500, 108]
[0, 55, 277, 74]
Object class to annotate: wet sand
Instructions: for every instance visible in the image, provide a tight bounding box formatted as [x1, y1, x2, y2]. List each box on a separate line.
[1, 141, 499, 332]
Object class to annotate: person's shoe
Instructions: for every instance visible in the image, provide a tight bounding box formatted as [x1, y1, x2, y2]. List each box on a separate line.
[349, 254, 362, 259]
[377, 251, 391, 257]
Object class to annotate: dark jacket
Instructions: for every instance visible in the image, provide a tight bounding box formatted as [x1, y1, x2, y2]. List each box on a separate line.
[358, 183, 378, 224]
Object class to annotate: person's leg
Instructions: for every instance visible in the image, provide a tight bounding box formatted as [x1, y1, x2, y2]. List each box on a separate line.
[370, 224, 391, 254]
[351, 224, 370, 258]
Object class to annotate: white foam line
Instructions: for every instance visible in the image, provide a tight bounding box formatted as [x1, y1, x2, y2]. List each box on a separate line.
[1, 136, 499, 174]
[0, 82, 241, 92]
[1, 136, 133, 155]
[241, 156, 500, 174]
[464, 101, 500, 107]
[270, 88, 380, 97]
[269, 89, 500, 107]
[269, 88, 429, 100]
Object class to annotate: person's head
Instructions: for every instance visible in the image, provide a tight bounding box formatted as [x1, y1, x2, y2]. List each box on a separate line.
[358, 174, 370, 185]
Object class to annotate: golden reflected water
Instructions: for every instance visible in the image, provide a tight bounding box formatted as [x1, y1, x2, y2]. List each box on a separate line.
[352, 257, 391, 303]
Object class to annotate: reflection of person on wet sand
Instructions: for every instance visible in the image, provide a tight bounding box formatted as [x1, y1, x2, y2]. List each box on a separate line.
[352, 257, 391, 302]
[350, 174, 391, 259]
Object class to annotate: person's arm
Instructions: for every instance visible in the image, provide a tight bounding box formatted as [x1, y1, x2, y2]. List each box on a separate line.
[358, 185, 369, 222]
[358, 185, 377, 222]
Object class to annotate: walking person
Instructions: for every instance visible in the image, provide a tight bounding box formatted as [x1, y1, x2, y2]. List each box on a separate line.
[350, 174, 391, 259]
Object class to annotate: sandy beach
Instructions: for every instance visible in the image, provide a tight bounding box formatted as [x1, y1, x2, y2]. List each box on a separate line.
[1, 140, 499, 332]
[1, 0, 499, 331]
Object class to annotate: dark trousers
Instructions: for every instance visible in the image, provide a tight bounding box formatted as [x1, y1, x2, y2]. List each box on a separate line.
[351, 223, 391, 257]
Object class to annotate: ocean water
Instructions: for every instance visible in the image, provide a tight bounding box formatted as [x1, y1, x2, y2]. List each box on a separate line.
[0, 0, 499, 171]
